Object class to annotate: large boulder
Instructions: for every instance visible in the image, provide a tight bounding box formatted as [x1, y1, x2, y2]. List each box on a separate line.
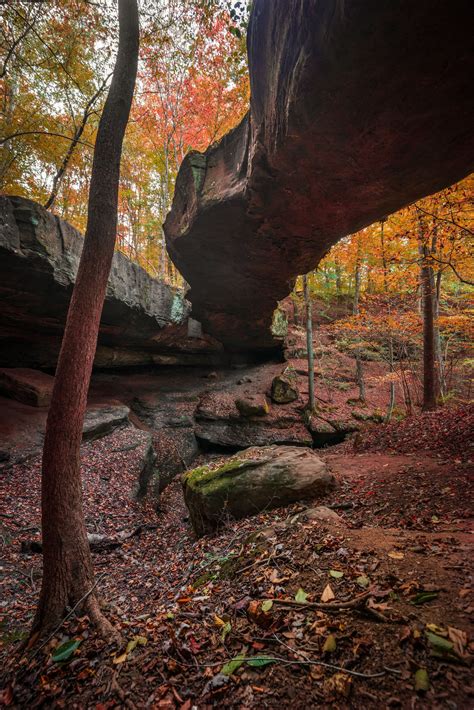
[164, 0, 474, 350]
[183, 445, 336, 536]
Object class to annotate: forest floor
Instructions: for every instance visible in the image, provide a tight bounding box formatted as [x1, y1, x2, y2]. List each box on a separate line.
[1, 403, 473, 709]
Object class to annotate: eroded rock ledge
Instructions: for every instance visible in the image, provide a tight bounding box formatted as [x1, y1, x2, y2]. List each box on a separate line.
[164, 0, 474, 350]
[0, 196, 223, 368]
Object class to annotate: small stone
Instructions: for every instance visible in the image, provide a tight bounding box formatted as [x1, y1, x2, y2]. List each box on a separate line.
[271, 369, 299, 404]
[235, 395, 269, 417]
[302, 506, 344, 524]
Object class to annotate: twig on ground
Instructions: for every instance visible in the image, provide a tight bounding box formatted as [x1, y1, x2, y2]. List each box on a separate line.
[261, 590, 371, 612]
[198, 654, 387, 679]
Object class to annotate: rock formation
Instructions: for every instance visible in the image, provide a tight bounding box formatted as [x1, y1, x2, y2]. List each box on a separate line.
[183, 445, 336, 536]
[194, 389, 311, 450]
[0, 195, 223, 368]
[164, 0, 474, 350]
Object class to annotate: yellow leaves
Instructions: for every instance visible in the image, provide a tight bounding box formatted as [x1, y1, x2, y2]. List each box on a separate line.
[438, 314, 474, 339]
[322, 634, 337, 653]
[113, 635, 147, 664]
[214, 614, 226, 627]
[324, 672, 352, 698]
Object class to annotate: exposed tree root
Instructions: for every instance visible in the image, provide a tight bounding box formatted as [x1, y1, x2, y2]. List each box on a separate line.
[28, 573, 121, 654]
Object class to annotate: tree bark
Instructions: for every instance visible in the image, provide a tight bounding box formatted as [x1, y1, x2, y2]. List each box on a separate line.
[353, 261, 361, 316]
[379, 219, 396, 422]
[419, 239, 437, 411]
[31, 0, 139, 641]
[355, 352, 366, 403]
[303, 273, 315, 411]
[434, 267, 445, 398]
[353, 236, 365, 402]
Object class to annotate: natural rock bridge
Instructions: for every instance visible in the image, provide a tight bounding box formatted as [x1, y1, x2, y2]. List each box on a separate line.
[164, 0, 474, 351]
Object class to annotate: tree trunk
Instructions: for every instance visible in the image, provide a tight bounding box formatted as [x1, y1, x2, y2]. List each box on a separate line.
[420, 241, 437, 410]
[355, 352, 366, 403]
[385, 339, 396, 423]
[31, 0, 139, 641]
[353, 237, 365, 402]
[335, 261, 343, 302]
[379, 219, 396, 421]
[353, 261, 361, 316]
[303, 274, 315, 411]
[434, 268, 445, 398]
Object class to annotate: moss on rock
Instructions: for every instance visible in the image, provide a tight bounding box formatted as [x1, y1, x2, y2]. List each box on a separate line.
[183, 445, 335, 537]
[184, 457, 247, 490]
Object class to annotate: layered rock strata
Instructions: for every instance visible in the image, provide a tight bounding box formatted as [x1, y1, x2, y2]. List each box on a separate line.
[0, 196, 223, 368]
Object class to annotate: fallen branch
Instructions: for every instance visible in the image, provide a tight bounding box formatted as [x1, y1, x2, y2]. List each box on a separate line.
[21, 524, 158, 555]
[260, 590, 371, 612]
[199, 653, 387, 679]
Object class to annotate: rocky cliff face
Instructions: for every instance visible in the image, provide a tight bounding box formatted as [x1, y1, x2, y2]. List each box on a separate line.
[164, 0, 474, 350]
[0, 196, 223, 368]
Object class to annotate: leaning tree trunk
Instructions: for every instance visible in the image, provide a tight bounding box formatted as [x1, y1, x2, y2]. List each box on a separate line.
[31, 0, 139, 641]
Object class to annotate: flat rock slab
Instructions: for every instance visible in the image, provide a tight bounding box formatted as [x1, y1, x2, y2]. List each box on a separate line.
[183, 445, 336, 536]
[82, 405, 130, 441]
[195, 389, 312, 450]
[195, 420, 312, 449]
[0, 368, 54, 407]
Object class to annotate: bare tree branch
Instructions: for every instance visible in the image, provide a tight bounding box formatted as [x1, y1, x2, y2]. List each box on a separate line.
[414, 202, 474, 237]
[45, 73, 112, 209]
[0, 131, 94, 148]
[0, 4, 43, 78]
[429, 255, 474, 287]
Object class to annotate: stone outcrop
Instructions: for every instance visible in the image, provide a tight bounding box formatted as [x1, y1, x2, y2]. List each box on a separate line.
[0, 196, 223, 368]
[135, 434, 161, 507]
[0, 368, 54, 407]
[82, 405, 130, 441]
[183, 445, 336, 536]
[195, 390, 312, 450]
[165, 0, 474, 350]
